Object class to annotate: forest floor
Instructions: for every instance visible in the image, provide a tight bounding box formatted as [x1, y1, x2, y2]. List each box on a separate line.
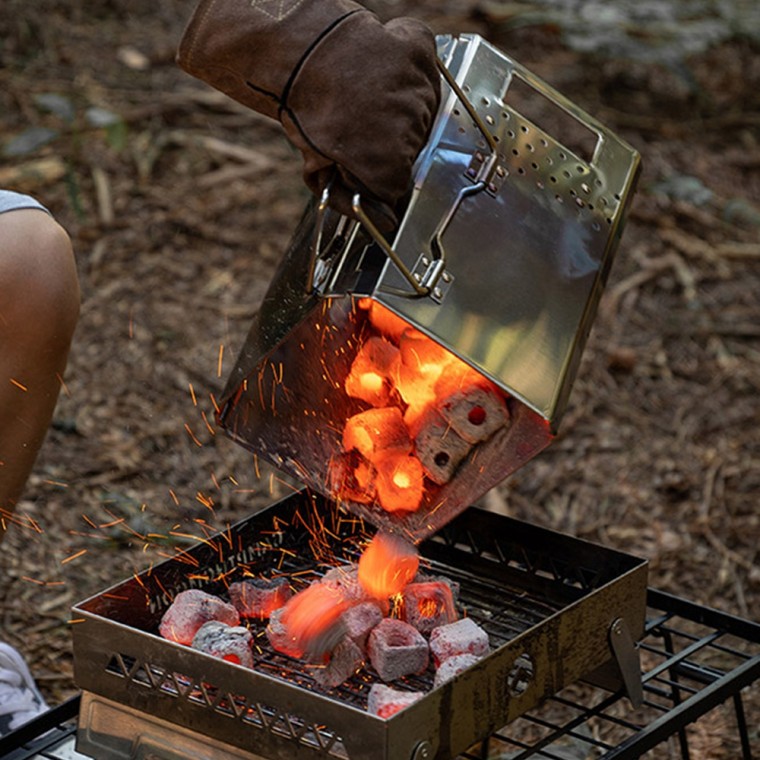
[1, 1, 758, 757]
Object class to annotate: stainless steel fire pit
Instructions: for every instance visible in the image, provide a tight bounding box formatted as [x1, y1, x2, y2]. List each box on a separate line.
[72, 490, 647, 760]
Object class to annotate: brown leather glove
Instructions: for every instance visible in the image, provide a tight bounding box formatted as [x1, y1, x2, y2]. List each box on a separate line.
[177, 0, 441, 230]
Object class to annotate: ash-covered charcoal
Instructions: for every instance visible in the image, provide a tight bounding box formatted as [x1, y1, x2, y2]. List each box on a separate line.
[159, 589, 240, 645]
[409, 407, 471, 485]
[429, 618, 490, 668]
[413, 572, 460, 603]
[342, 601, 384, 650]
[368, 619, 429, 682]
[400, 581, 458, 634]
[311, 636, 364, 689]
[433, 653, 482, 688]
[265, 607, 294, 657]
[367, 683, 425, 718]
[321, 564, 369, 605]
[191, 620, 254, 668]
[229, 577, 292, 620]
[439, 383, 510, 444]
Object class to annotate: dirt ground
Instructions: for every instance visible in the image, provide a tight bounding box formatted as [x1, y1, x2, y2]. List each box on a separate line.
[1, 0, 758, 756]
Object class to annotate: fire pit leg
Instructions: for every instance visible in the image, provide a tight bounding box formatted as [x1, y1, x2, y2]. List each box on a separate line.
[609, 617, 643, 708]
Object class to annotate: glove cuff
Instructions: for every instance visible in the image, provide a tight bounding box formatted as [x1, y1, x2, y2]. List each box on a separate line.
[177, 0, 368, 121]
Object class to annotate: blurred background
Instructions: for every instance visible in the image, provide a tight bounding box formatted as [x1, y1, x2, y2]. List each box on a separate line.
[1, 0, 758, 755]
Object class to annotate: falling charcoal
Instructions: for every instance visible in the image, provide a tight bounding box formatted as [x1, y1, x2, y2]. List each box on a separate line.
[159, 589, 240, 645]
[433, 653, 482, 688]
[342, 602, 384, 650]
[367, 683, 425, 718]
[344, 336, 400, 407]
[191, 620, 254, 668]
[409, 407, 472, 485]
[400, 581, 458, 634]
[311, 637, 364, 689]
[367, 619, 429, 682]
[357, 532, 419, 601]
[280, 584, 349, 663]
[439, 383, 510, 444]
[342, 407, 411, 464]
[429, 618, 490, 668]
[229, 577, 292, 620]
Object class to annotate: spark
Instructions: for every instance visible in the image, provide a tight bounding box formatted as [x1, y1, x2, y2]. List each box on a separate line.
[62, 548, 88, 565]
[42, 480, 69, 488]
[189, 383, 198, 406]
[184, 423, 203, 447]
[169, 490, 179, 506]
[9, 378, 27, 392]
[201, 411, 216, 436]
[128, 308, 134, 339]
[217, 343, 225, 378]
[102, 593, 129, 601]
[22, 576, 45, 586]
[56, 372, 71, 397]
[209, 393, 220, 415]
[67, 618, 86, 625]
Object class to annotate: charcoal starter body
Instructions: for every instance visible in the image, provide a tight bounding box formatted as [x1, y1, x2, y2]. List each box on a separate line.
[216, 33, 641, 542]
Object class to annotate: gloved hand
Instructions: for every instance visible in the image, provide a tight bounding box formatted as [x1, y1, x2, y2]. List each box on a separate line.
[177, 0, 440, 231]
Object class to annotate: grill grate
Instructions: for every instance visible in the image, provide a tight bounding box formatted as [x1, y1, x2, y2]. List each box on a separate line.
[461, 589, 760, 759]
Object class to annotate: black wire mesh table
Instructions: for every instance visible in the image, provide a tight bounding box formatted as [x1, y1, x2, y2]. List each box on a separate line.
[2, 588, 758, 760]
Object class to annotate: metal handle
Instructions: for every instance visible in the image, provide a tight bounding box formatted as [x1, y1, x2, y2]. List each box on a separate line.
[310, 55, 501, 299]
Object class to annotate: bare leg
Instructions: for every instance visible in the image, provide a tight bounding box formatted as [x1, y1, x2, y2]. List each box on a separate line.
[0, 209, 79, 538]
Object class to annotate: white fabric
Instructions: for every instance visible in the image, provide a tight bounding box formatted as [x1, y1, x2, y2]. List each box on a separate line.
[0, 643, 47, 734]
[0, 189, 49, 215]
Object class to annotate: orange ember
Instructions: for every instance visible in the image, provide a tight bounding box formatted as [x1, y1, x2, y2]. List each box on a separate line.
[280, 584, 349, 661]
[344, 336, 399, 407]
[358, 532, 419, 599]
[375, 452, 425, 513]
[360, 300, 411, 342]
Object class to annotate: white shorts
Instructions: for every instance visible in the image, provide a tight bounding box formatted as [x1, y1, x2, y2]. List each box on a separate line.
[0, 190, 50, 216]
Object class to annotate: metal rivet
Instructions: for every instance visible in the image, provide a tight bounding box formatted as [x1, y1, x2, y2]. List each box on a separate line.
[412, 741, 433, 760]
[413, 273, 422, 283]
[421, 256, 430, 267]
[433, 288, 443, 300]
[442, 272, 452, 283]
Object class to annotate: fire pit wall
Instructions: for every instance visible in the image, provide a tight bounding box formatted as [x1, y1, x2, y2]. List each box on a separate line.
[72, 490, 648, 760]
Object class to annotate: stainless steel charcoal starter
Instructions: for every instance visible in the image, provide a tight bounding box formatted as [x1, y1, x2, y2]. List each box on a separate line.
[71, 32, 647, 760]
[72, 491, 648, 760]
[215, 33, 641, 542]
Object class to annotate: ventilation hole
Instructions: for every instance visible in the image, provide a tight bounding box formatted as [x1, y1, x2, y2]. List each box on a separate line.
[527, 143, 534, 152]
[521, 125, 529, 133]
[577, 165, 585, 174]
[468, 406, 487, 426]
[434, 452, 450, 467]
[546, 156, 554, 165]
[531, 162, 539, 170]
[563, 170, 571, 178]
[508, 129, 516, 139]
[486, 114, 495, 125]
[493, 135, 500, 143]
[512, 148, 519, 156]
[540, 138, 549, 147]
[555, 194, 564, 203]
[482, 96, 491, 106]
[570, 189, 577, 197]
[592, 221, 601, 231]
[600, 197, 609, 207]
[588, 203, 594, 210]
[517, 167, 526, 175]
[559, 151, 567, 160]
[537, 180, 544, 190]
[581, 183, 591, 194]
[502, 111, 510, 120]
[550, 175, 557, 183]
[453, 108, 461, 117]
